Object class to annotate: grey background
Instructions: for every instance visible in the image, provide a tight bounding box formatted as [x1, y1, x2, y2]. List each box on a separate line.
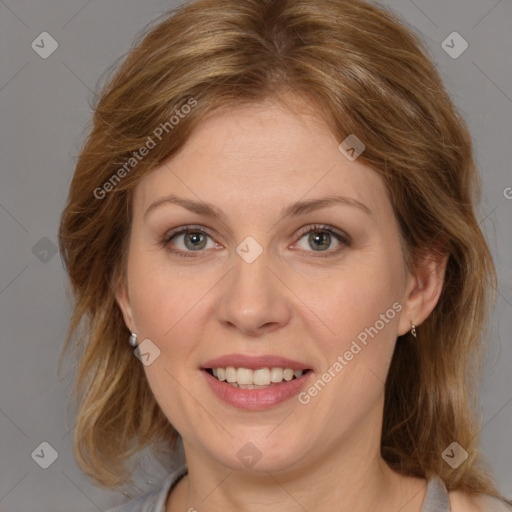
[0, 0, 511, 510]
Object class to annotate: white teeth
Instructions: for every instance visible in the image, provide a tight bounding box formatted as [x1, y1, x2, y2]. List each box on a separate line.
[210, 366, 305, 385]
[225, 367, 237, 383]
[253, 368, 270, 386]
[237, 368, 253, 385]
[270, 367, 283, 383]
[283, 369, 294, 381]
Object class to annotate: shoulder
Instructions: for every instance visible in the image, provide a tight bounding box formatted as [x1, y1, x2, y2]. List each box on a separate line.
[448, 490, 484, 512]
[449, 489, 512, 512]
[104, 465, 188, 512]
[104, 485, 163, 512]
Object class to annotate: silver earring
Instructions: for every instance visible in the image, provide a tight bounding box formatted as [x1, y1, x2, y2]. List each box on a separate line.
[129, 332, 138, 347]
[410, 322, 417, 338]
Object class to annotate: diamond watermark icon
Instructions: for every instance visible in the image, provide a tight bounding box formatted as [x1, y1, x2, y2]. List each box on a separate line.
[134, 338, 161, 366]
[31, 32, 59, 59]
[236, 236, 263, 264]
[442, 442, 468, 469]
[441, 32, 468, 59]
[32, 237, 58, 263]
[236, 442, 262, 468]
[31, 441, 58, 469]
[338, 134, 365, 161]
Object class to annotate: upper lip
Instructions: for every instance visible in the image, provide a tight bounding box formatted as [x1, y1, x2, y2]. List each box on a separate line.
[201, 353, 312, 371]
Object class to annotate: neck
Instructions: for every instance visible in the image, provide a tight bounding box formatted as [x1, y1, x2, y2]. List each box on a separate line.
[167, 399, 426, 512]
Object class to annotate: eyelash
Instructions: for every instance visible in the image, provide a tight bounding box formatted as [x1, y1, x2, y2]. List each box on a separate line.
[161, 224, 350, 258]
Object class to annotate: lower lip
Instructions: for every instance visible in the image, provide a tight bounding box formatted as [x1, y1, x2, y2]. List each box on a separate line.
[201, 370, 313, 410]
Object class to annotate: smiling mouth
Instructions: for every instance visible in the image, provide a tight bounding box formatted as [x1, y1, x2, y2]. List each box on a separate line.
[203, 367, 313, 389]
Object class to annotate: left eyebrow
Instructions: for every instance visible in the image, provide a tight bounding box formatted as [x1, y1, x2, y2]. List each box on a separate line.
[280, 195, 372, 218]
[144, 193, 371, 220]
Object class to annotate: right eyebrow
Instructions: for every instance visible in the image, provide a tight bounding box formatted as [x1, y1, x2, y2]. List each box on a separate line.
[144, 194, 226, 221]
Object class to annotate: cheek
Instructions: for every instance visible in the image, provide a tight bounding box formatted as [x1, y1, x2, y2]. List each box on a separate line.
[126, 246, 197, 338]
[125, 248, 224, 382]
[296, 252, 404, 400]
[298, 262, 402, 424]
[299, 253, 402, 338]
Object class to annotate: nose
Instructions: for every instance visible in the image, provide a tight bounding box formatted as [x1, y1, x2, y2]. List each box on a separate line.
[216, 247, 292, 337]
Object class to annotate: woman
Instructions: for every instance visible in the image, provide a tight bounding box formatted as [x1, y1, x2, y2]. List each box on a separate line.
[58, 0, 512, 510]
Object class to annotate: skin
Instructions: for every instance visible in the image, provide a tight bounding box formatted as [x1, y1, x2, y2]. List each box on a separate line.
[115, 96, 479, 511]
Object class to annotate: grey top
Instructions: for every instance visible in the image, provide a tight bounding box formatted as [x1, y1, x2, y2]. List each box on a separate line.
[105, 464, 512, 512]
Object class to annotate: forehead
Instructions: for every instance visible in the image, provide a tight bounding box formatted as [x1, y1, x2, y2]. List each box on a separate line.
[133, 98, 391, 222]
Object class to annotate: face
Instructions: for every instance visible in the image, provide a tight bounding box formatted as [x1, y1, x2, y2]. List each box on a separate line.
[117, 96, 418, 473]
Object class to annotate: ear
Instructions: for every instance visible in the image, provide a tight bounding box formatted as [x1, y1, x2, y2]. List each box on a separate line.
[115, 278, 136, 333]
[397, 247, 449, 336]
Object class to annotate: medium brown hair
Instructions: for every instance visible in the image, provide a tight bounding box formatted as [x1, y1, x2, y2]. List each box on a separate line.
[58, 0, 502, 498]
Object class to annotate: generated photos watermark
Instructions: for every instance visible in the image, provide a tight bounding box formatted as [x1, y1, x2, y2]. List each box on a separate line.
[93, 97, 197, 199]
[298, 301, 403, 405]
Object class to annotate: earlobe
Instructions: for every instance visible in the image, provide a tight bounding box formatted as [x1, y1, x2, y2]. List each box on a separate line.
[115, 281, 136, 333]
[398, 250, 449, 336]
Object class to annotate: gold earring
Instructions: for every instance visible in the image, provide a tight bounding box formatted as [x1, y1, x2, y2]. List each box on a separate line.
[410, 322, 417, 338]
